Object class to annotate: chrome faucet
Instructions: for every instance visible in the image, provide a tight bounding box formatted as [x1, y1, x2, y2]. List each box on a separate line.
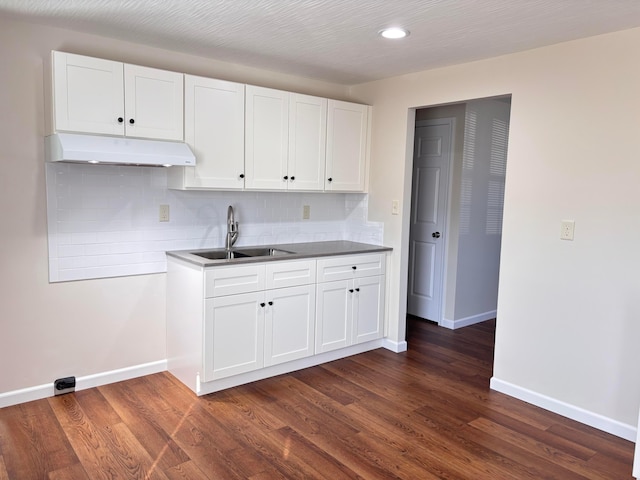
[225, 205, 238, 250]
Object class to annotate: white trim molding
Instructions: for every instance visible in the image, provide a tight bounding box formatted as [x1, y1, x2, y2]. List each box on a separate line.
[490, 377, 637, 442]
[441, 310, 496, 330]
[0, 360, 167, 409]
[383, 338, 408, 353]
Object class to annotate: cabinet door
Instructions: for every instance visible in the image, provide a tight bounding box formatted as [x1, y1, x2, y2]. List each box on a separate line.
[288, 94, 326, 191]
[180, 75, 245, 189]
[325, 100, 369, 192]
[264, 285, 315, 367]
[204, 293, 264, 381]
[245, 86, 289, 190]
[52, 51, 125, 136]
[315, 280, 352, 353]
[124, 64, 184, 141]
[353, 275, 384, 344]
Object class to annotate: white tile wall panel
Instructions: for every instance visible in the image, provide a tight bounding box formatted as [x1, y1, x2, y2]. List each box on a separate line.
[45, 163, 383, 282]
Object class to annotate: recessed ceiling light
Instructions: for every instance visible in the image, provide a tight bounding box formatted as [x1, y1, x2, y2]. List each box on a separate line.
[379, 27, 410, 39]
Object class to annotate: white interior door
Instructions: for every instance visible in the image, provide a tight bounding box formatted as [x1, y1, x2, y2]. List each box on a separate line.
[407, 119, 453, 322]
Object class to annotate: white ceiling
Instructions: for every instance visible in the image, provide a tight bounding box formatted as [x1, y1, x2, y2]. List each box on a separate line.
[2, 0, 640, 85]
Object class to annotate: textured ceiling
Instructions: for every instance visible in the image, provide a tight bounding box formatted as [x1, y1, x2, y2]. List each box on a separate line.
[2, 0, 640, 85]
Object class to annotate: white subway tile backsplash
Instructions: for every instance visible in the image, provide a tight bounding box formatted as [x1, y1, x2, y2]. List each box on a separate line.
[45, 163, 383, 282]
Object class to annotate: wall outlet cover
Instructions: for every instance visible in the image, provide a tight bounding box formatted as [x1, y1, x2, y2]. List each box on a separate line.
[560, 220, 575, 241]
[159, 204, 170, 222]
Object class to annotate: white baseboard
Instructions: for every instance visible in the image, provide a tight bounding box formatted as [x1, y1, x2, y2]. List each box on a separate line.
[382, 338, 408, 353]
[490, 377, 637, 442]
[441, 310, 497, 330]
[0, 360, 167, 409]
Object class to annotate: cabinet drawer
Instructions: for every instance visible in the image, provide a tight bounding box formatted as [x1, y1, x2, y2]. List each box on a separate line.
[205, 264, 265, 298]
[266, 260, 316, 289]
[317, 253, 385, 282]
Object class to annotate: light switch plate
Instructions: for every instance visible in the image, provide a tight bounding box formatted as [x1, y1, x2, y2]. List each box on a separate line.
[392, 200, 400, 215]
[303, 205, 310, 220]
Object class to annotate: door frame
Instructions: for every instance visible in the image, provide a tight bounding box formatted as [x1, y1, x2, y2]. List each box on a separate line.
[408, 117, 457, 326]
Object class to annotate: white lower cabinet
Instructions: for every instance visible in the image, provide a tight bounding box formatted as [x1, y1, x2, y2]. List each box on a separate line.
[166, 252, 387, 395]
[204, 292, 264, 381]
[352, 275, 385, 344]
[204, 283, 316, 381]
[264, 284, 315, 367]
[315, 275, 384, 354]
[203, 260, 316, 381]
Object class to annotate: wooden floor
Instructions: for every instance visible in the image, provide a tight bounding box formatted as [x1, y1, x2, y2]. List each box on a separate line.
[0, 317, 635, 479]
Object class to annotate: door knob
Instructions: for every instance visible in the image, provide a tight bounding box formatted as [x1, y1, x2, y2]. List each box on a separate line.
[432, 232, 441, 238]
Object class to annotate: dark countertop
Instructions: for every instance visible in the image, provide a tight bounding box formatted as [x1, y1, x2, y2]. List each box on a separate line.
[166, 240, 392, 268]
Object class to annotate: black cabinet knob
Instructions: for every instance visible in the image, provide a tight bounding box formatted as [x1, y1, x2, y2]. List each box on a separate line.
[355, 288, 360, 292]
[129, 118, 135, 124]
[352, 266, 357, 270]
[283, 175, 289, 180]
[290, 176, 295, 181]
[239, 174, 245, 179]
[349, 289, 354, 293]
[268, 301, 273, 306]
[260, 302, 266, 308]
[328, 177, 333, 182]
[432, 231, 441, 238]
[117, 117, 124, 123]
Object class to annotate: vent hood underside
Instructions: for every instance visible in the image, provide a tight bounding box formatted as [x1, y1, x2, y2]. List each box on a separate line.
[45, 133, 196, 167]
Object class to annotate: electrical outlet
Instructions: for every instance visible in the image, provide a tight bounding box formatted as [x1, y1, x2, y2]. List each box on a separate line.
[54, 376, 76, 396]
[159, 204, 170, 222]
[560, 220, 575, 240]
[303, 205, 310, 220]
[392, 200, 400, 215]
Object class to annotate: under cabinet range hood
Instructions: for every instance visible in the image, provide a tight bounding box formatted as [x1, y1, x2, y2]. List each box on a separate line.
[45, 133, 196, 167]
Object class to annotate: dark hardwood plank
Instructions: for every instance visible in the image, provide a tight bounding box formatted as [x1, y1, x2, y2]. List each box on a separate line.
[164, 460, 210, 480]
[48, 392, 170, 480]
[0, 399, 79, 479]
[98, 378, 191, 471]
[47, 463, 91, 480]
[0, 455, 9, 480]
[0, 316, 634, 479]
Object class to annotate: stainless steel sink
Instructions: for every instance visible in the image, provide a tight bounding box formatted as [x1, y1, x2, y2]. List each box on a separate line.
[192, 247, 294, 260]
[234, 247, 294, 257]
[193, 250, 251, 260]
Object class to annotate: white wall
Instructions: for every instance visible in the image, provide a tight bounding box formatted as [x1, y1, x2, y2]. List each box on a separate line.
[351, 28, 640, 436]
[0, 16, 353, 396]
[452, 98, 509, 323]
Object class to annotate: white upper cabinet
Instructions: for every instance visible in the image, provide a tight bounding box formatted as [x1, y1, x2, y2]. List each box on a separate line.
[325, 100, 370, 192]
[245, 87, 329, 191]
[169, 75, 245, 190]
[52, 51, 184, 141]
[53, 52, 125, 136]
[123, 64, 184, 141]
[245, 85, 289, 190]
[288, 94, 327, 191]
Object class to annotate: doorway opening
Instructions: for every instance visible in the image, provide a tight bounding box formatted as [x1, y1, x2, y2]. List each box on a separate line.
[407, 96, 511, 329]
